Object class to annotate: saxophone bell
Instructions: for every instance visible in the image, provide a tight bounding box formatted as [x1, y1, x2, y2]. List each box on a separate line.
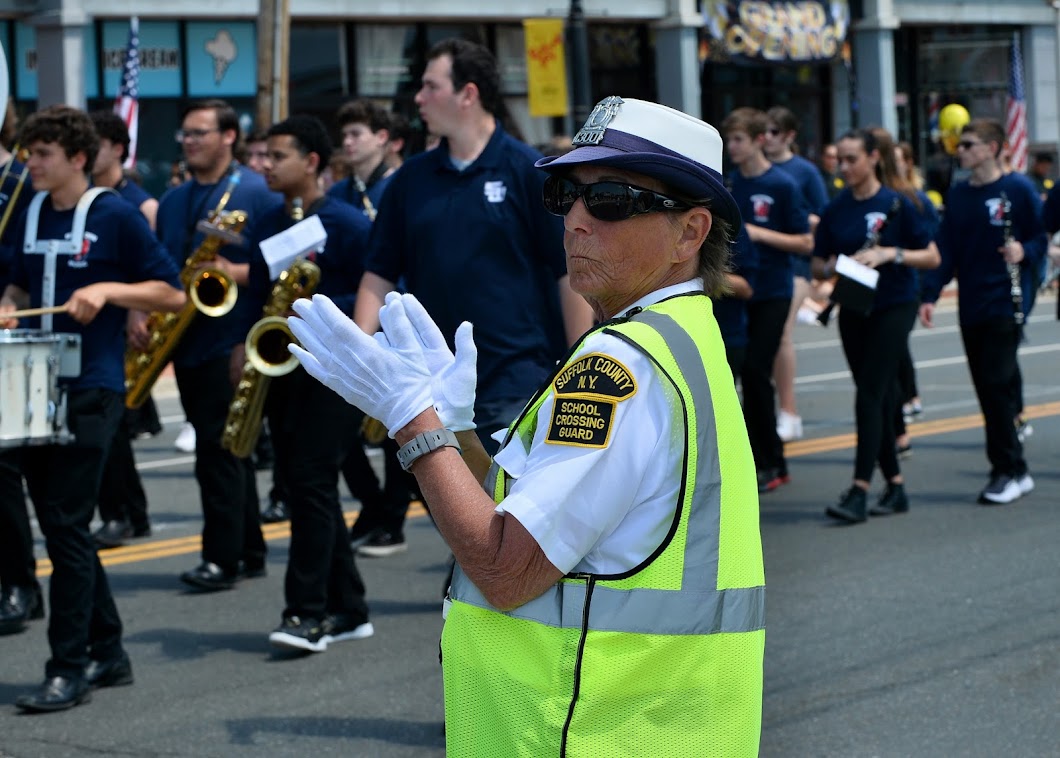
[188, 267, 238, 317]
[245, 316, 300, 377]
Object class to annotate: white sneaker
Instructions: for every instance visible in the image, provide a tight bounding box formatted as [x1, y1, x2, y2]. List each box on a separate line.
[979, 475, 1021, 505]
[1015, 473, 1035, 495]
[174, 422, 196, 453]
[776, 410, 803, 442]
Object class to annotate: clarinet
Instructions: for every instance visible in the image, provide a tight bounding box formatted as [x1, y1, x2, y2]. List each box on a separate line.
[999, 190, 1024, 327]
[817, 197, 902, 326]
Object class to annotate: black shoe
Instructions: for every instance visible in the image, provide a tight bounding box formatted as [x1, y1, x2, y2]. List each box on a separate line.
[85, 652, 134, 688]
[268, 614, 373, 653]
[260, 500, 289, 524]
[757, 468, 791, 494]
[825, 486, 868, 524]
[130, 522, 152, 538]
[180, 562, 237, 592]
[350, 525, 383, 550]
[357, 531, 407, 558]
[92, 520, 132, 549]
[0, 585, 45, 634]
[869, 482, 909, 516]
[15, 676, 91, 712]
[239, 559, 268, 580]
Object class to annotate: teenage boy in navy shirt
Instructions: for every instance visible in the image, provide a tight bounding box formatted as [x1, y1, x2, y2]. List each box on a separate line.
[722, 107, 812, 493]
[237, 115, 375, 651]
[154, 100, 277, 591]
[0, 105, 185, 712]
[920, 118, 1046, 505]
[353, 38, 593, 452]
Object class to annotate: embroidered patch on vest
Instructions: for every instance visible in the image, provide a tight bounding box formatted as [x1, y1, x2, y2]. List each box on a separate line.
[546, 397, 616, 448]
[546, 353, 637, 448]
[551, 353, 638, 399]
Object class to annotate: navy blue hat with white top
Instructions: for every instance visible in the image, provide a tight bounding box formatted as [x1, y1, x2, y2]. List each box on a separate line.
[536, 96, 741, 230]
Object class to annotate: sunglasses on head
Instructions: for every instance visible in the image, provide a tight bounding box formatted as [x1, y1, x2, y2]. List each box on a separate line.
[543, 175, 692, 222]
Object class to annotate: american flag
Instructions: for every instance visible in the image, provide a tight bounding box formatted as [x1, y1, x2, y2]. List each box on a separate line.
[1006, 32, 1028, 174]
[114, 17, 140, 170]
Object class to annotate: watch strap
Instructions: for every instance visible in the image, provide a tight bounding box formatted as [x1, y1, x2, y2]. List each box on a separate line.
[396, 427, 461, 472]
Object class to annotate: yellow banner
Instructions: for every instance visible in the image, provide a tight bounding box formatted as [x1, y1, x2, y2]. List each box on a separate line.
[524, 19, 568, 117]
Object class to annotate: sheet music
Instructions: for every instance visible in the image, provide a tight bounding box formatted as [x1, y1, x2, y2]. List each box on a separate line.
[259, 215, 327, 280]
[835, 254, 880, 290]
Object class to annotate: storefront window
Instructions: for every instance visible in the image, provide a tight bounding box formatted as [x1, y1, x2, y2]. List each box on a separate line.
[355, 24, 416, 98]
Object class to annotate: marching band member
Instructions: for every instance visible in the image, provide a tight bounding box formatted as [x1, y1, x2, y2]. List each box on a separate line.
[0, 105, 184, 712]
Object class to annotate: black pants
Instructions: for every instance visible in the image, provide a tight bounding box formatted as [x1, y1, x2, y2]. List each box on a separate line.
[97, 421, 149, 531]
[343, 435, 413, 539]
[269, 368, 369, 622]
[0, 449, 37, 589]
[960, 318, 1027, 478]
[741, 298, 791, 473]
[20, 389, 125, 679]
[175, 356, 265, 574]
[838, 302, 917, 483]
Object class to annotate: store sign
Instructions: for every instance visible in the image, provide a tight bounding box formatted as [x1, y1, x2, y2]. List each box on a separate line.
[11, 21, 99, 99]
[185, 22, 256, 97]
[102, 21, 182, 97]
[524, 19, 568, 117]
[701, 0, 849, 64]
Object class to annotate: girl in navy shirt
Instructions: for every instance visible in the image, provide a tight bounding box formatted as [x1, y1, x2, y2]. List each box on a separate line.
[812, 128, 939, 524]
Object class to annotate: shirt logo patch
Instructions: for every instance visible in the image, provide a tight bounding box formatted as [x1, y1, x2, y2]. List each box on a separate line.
[985, 197, 1009, 226]
[546, 397, 616, 448]
[546, 353, 637, 449]
[864, 211, 888, 237]
[750, 194, 775, 223]
[483, 181, 508, 203]
[68, 231, 97, 269]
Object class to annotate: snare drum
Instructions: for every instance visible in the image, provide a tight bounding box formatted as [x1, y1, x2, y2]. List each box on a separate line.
[0, 329, 82, 447]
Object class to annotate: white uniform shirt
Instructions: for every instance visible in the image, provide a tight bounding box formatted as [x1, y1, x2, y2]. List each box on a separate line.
[494, 279, 704, 575]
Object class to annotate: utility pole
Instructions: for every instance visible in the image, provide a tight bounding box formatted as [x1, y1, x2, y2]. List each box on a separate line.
[255, 0, 275, 129]
[275, 0, 291, 121]
[568, 0, 592, 127]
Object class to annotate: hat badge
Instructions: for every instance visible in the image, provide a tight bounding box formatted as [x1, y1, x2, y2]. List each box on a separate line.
[572, 96, 624, 146]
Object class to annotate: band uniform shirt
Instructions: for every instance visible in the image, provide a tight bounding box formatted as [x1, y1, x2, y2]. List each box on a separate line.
[728, 166, 810, 303]
[8, 191, 181, 392]
[0, 158, 36, 292]
[814, 187, 933, 313]
[772, 154, 829, 280]
[922, 173, 1046, 326]
[155, 167, 279, 367]
[245, 195, 372, 334]
[364, 124, 569, 412]
[326, 162, 393, 218]
[492, 279, 710, 576]
[712, 226, 759, 350]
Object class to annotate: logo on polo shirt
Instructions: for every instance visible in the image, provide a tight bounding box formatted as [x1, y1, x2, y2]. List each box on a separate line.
[864, 211, 888, 237]
[985, 197, 1009, 226]
[750, 194, 774, 223]
[484, 181, 507, 203]
[67, 231, 98, 269]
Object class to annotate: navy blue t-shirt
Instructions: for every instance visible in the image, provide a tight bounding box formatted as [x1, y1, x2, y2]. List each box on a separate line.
[0, 159, 36, 292]
[728, 166, 809, 302]
[814, 187, 933, 312]
[923, 173, 1047, 326]
[364, 124, 568, 408]
[326, 171, 393, 219]
[773, 154, 829, 279]
[244, 196, 371, 337]
[9, 191, 181, 392]
[114, 177, 153, 211]
[713, 225, 758, 349]
[156, 166, 279, 367]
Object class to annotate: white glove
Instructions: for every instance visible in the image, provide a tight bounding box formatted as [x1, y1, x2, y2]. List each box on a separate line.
[398, 293, 478, 432]
[287, 294, 433, 436]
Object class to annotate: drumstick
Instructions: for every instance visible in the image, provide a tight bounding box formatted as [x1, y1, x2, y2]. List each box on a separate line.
[2, 304, 68, 320]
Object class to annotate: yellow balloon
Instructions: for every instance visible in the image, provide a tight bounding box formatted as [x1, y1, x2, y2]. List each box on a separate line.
[938, 104, 970, 155]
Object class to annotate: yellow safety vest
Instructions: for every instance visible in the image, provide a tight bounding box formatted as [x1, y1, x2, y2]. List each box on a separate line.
[441, 292, 765, 757]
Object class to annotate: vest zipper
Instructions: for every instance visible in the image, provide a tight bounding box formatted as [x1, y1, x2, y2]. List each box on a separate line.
[559, 574, 595, 757]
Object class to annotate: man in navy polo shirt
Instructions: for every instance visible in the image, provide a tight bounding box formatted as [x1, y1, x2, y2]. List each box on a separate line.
[0, 105, 185, 711]
[352, 38, 593, 453]
[327, 99, 395, 219]
[155, 99, 277, 591]
[722, 107, 812, 493]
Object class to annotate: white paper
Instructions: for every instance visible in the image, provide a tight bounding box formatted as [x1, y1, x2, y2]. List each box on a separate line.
[835, 253, 880, 290]
[259, 215, 328, 280]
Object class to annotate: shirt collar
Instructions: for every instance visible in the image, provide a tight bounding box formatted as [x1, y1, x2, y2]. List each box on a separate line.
[436, 121, 507, 173]
[617, 278, 704, 318]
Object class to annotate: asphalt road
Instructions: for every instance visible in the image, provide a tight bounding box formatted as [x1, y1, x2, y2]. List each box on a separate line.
[1, 296, 1058, 757]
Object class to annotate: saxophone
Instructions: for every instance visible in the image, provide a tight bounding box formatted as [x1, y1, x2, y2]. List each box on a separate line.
[124, 172, 246, 409]
[222, 199, 320, 458]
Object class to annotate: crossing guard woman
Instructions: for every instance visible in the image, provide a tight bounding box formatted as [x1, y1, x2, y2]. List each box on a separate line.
[287, 96, 766, 756]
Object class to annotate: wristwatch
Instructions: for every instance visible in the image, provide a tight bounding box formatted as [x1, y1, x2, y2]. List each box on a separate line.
[894, 247, 905, 265]
[396, 428, 462, 472]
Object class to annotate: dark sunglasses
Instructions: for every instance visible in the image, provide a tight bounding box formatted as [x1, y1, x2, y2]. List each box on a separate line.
[956, 140, 982, 150]
[766, 127, 782, 136]
[543, 176, 691, 222]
